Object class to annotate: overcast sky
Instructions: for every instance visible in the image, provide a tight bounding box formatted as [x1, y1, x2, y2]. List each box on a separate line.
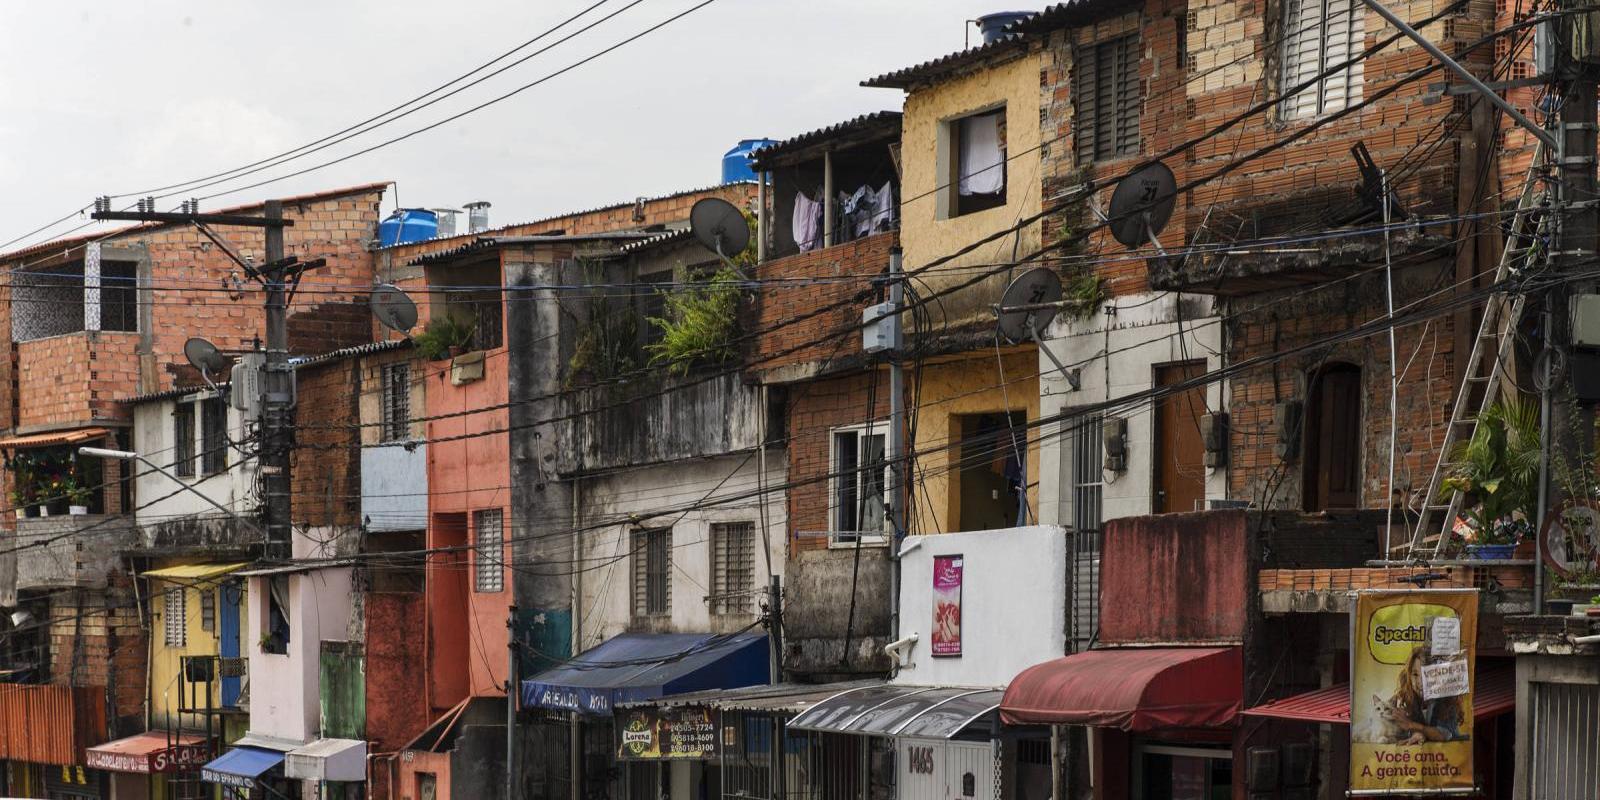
[0, 1, 1028, 249]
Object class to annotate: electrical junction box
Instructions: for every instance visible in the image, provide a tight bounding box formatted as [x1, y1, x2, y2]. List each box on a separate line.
[1572, 293, 1600, 348]
[230, 353, 265, 417]
[863, 301, 901, 354]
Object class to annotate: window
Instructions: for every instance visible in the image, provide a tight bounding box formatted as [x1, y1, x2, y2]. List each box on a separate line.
[1074, 34, 1141, 164]
[100, 261, 139, 333]
[263, 575, 291, 655]
[473, 509, 505, 593]
[1134, 744, 1233, 798]
[949, 107, 1007, 217]
[444, 289, 503, 350]
[173, 403, 195, 478]
[201, 397, 227, 476]
[632, 528, 672, 617]
[381, 363, 411, 442]
[953, 412, 1027, 532]
[1281, 0, 1364, 119]
[709, 522, 756, 616]
[1067, 413, 1103, 654]
[164, 587, 186, 647]
[200, 588, 215, 633]
[830, 424, 889, 546]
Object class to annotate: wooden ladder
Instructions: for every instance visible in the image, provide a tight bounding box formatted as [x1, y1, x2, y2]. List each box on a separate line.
[1406, 148, 1546, 558]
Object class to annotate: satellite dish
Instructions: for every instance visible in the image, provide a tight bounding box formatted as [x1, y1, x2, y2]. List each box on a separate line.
[995, 268, 1080, 391]
[370, 284, 419, 333]
[1107, 161, 1178, 249]
[184, 337, 229, 376]
[690, 198, 750, 262]
[997, 268, 1064, 345]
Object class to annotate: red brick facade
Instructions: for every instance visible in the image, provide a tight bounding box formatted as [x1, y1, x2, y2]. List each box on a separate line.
[752, 232, 898, 377]
[291, 356, 363, 531]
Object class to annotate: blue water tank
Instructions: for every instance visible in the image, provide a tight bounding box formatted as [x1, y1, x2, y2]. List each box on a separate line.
[722, 139, 776, 184]
[378, 208, 440, 247]
[977, 11, 1033, 43]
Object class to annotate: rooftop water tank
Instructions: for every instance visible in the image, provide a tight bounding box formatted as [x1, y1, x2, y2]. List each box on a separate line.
[722, 139, 776, 184]
[977, 11, 1033, 44]
[378, 208, 439, 247]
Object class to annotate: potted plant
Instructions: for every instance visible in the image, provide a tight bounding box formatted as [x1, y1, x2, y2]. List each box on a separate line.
[65, 480, 91, 516]
[1589, 594, 1600, 618]
[410, 314, 476, 361]
[1548, 597, 1576, 616]
[1439, 398, 1540, 560]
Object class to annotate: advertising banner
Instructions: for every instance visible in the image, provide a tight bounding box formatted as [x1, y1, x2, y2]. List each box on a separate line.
[931, 554, 963, 657]
[616, 706, 720, 760]
[1349, 589, 1478, 795]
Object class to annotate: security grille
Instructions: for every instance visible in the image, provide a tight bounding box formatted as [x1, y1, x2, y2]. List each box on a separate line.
[473, 509, 504, 593]
[173, 403, 196, 478]
[1068, 414, 1102, 652]
[1281, 0, 1365, 119]
[709, 522, 756, 615]
[201, 397, 228, 475]
[381, 363, 411, 442]
[633, 528, 672, 617]
[200, 588, 215, 633]
[1531, 681, 1600, 798]
[1074, 34, 1141, 163]
[164, 588, 186, 647]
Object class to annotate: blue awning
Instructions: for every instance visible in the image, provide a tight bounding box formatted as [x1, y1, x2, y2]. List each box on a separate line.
[200, 746, 285, 789]
[522, 631, 769, 715]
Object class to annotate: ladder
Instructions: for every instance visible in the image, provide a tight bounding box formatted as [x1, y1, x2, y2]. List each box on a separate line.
[1407, 146, 1547, 558]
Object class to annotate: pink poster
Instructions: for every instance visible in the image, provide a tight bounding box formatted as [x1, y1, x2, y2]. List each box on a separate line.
[932, 555, 963, 657]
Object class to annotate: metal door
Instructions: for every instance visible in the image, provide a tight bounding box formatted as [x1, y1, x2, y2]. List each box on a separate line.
[944, 742, 995, 800]
[219, 584, 242, 707]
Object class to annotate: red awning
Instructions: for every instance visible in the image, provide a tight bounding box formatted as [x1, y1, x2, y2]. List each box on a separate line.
[1001, 647, 1242, 731]
[1242, 664, 1516, 724]
[85, 732, 209, 774]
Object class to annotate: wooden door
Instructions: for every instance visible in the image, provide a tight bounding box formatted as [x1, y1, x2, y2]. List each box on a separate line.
[1304, 364, 1362, 510]
[1154, 362, 1208, 514]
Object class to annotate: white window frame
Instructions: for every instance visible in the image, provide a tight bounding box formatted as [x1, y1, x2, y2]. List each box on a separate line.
[473, 508, 504, 593]
[163, 587, 186, 648]
[1280, 0, 1365, 120]
[828, 422, 891, 548]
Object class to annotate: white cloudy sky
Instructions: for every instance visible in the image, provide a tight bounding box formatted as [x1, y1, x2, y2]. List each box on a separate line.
[0, 1, 1027, 249]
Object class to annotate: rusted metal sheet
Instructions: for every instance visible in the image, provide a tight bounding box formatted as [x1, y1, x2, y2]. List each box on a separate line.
[0, 684, 107, 765]
[1099, 510, 1250, 645]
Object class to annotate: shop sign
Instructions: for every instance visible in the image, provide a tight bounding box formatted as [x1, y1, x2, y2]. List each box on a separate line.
[86, 741, 209, 774]
[1349, 589, 1477, 794]
[201, 767, 257, 790]
[931, 554, 963, 657]
[615, 706, 720, 760]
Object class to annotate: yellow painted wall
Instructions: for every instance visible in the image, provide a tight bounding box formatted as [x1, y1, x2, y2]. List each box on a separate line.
[898, 52, 1044, 329]
[911, 348, 1040, 535]
[148, 565, 242, 730]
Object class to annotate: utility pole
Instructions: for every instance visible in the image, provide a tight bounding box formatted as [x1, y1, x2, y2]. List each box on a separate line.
[886, 248, 907, 640]
[92, 197, 313, 560]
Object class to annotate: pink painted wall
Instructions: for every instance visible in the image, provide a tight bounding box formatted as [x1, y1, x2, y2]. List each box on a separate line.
[1099, 510, 1250, 645]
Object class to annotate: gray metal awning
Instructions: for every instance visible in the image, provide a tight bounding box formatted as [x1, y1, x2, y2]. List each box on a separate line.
[787, 685, 1004, 739]
[616, 681, 881, 715]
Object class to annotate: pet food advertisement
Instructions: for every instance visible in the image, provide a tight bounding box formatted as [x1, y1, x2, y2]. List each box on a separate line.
[931, 554, 963, 657]
[1349, 589, 1478, 794]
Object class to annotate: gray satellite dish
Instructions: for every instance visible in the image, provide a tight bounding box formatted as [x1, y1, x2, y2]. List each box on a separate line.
[690, 198, 750, 263]
[1107, 161, 1177, 249]
[185, 337, 228, 375]
[995, 268, 1080, 390]
[370, 284, 419, 333]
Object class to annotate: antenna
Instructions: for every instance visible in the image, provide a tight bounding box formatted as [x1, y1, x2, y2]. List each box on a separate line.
[689, 198, 750, 268]
[1106, 161, 1178, 251]
[184, 337, 229, 393]
[370, 284, 419, 333]
[995, 268, 1080, 390]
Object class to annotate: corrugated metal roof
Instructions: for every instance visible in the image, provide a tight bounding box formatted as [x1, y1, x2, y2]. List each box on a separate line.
[0, 427, 111, 450]
[1004, 0, 1127, 36]
[1, 181, 392, 262]
[406, 231, 666, 267]
[375, 181, 757, 252]
[617, 681, 881, 713]
[618, 228, 693, 254]
[750, 112, 902, 169]
[119, 339, 410, 405]
[1241, 664, 1515, 724]
[142, 562, 250, 581]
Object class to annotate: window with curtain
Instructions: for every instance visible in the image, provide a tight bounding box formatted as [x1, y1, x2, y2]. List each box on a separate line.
[951, 107, 1007, 216]
[1280, 0, 1364, 119]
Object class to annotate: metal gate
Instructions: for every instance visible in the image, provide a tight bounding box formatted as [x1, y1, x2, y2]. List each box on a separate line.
[1530, 681, 1600, 799]
[893, 740, 996, 800]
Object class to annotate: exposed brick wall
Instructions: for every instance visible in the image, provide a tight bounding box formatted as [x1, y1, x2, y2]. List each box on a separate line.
[784, 371, 894, 554]
[14, 332, 141, 430]
[46, 573, 146, 731]
[291, 357, 361, 529]
[752, 232, 897, 377]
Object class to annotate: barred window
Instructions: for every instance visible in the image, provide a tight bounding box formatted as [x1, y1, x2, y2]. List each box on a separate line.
[1074, 34, 1142, 164]
[1281, 0, 1364, 119]
[164, 588, 186, 648]
[201, 397, 227, 476]
[173, 403, 195, 478]
[200, 588, 215, 633]
[381, 363, 411, 442]
[474, 509, 504, 593]
[709, 522, 756, 616]
[632, 528, 672, 617]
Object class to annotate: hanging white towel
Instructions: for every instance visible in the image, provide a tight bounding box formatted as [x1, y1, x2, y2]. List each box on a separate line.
[870, 182, 896, 233]
[958, 113, 1005, 196]
[793, 191, 823, 252]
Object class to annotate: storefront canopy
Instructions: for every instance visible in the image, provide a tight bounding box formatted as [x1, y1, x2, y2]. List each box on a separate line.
[142, 563, 249, 581]
[787, 685, 1005, 739]
[284, 738, 367, 782]
[521, 631, 769, 716]
[85, 732, 208, 774]
[200, 746, 285, 790]
[1242, 663, 1516, 724]
[1000, 647, 1243, 732]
